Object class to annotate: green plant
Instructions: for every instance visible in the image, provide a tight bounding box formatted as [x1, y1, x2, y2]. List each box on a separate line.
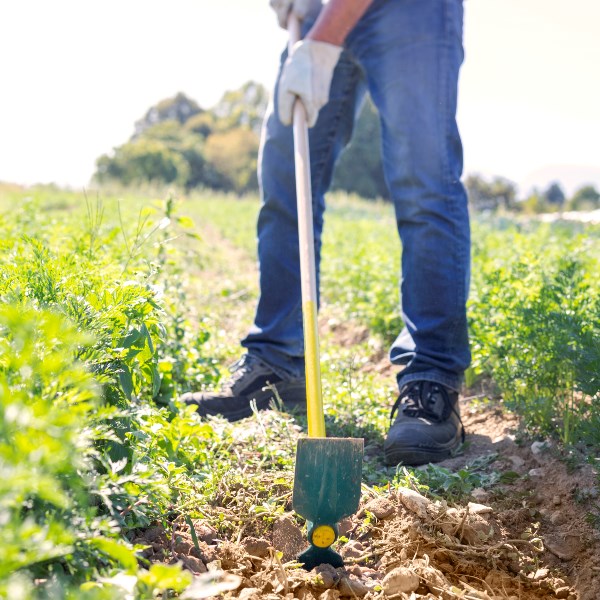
[469, 222, 600, 444]
[393, 454, 506, 503]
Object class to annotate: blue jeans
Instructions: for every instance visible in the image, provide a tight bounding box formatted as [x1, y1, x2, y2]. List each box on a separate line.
[242, 0, 471, 392]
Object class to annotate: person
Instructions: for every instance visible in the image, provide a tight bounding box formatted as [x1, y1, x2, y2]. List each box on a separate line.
[182, 0, 470, 466]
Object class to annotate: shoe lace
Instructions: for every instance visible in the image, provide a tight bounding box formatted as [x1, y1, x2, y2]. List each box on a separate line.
[223, 354, 260, 390]
[390, 381, 465, 443]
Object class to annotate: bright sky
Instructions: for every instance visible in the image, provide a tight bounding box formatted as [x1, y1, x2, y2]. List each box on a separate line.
[1, 0, 599, 196]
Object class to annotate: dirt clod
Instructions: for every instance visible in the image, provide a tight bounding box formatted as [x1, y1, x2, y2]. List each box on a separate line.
[338, 575, 370, 597]
[179, 554, 207, 574]
[273, 516, 306, 562]
[313, 564, 339, 590]
[362, 497, 395, 520]
[193, 521, 218, 544]
[340, 540, 365, 560]
[381, 566, 420, 595]
[238, 588, 262, 600]
[397, 487, 432, 519]
[242, 536, 271, 558]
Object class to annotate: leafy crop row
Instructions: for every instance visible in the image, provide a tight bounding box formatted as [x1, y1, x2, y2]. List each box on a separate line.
[469, 219, 600, 444]
[0, 189, 229, 598]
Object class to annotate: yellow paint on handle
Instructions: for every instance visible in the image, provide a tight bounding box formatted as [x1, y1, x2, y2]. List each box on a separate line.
[303, 300, 326, 438]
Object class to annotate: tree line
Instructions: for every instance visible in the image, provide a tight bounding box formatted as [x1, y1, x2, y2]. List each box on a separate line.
[95, 83, 599, 212]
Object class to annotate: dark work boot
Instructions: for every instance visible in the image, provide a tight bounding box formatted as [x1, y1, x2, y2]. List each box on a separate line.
[384, 380, 465, 466]
[180, 354, 306, 421]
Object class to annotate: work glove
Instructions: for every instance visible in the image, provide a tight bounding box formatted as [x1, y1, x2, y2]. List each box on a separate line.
[277, 39, 342, 127]
[269, 0, 321, 29]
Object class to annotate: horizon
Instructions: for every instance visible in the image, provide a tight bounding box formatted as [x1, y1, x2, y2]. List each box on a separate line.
[1, 0, 599, 197]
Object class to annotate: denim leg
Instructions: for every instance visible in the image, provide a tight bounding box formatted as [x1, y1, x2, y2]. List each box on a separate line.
[242, 46, 366, 377]
[347, 0, 471, 391]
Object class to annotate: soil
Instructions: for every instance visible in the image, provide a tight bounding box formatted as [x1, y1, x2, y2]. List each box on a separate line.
[142, 219, 600, 599]
[134, 400, 600, 600]
[135, 384, 600, 599]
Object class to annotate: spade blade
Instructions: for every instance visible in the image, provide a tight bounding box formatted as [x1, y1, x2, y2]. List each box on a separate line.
[293, 437, 363, 524]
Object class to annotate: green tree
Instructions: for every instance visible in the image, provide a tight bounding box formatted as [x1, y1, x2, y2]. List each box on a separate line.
[212, 81, 269, 135]
[520, 188, 547, 214]
[465, 174, 517, 211]
[95, 139, 190, 187]
[184, 111, 217, 138]
[134, 92, 202, 137]
[132, 120, 217, 189]
[204, 127, 260, 193]
[568, 184, 600, 211]
[542, 181, 566, 209]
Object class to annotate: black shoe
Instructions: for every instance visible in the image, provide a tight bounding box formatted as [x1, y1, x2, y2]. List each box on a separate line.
[180, 354, 306, 421]
[383, 380, 465, 466]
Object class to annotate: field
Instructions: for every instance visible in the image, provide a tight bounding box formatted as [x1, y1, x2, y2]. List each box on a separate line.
[1, 183, 599, 599]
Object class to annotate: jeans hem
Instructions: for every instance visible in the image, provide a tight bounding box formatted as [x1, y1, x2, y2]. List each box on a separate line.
[245, 348, 304, 380]
[397, 371, 462, 393]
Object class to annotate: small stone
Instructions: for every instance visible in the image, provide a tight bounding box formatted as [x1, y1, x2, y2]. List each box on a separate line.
[242, 536, 271, 558]
[471, 488, 489, 502]
[508, 455, 526, 468]
[338, 576, 370, 597]
[531, 441, 550, 463]
[533, 568, 549, 580]
[553, 495, 562, 506]
[467, 502, 493, 515]
[550, 511, 565, 525]
[314, 564, 339, 590]
[397, 487, 432, 519]
[143, 525, 165, 542]
[381, 567, 420, 595]
[529, 468, 544, 477]
[238, 588, 262, 600]
[174, 540, 192, 555]
[180, 555, 207, 574]
[340, 540, 365, 560]
[319, 589, 340, 600]
[555, 587, 570, 599]
[545, 537, 576, 561]
[363, 496, 395, 520]
[193, 522, 218, 544]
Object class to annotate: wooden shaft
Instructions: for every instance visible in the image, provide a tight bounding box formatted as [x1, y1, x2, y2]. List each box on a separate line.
[288, 12, 326, 439]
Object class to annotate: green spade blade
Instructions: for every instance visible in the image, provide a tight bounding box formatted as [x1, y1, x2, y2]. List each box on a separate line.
[293, 437, 363, 525]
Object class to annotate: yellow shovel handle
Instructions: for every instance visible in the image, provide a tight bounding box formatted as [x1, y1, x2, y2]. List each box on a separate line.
[288, 13, 326, 438]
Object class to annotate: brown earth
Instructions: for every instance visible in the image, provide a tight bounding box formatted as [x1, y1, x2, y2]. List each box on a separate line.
[133, 391, 599, 599]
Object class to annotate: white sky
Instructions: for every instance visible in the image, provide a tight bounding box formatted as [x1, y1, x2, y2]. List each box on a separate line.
[1, 0, 599, 196]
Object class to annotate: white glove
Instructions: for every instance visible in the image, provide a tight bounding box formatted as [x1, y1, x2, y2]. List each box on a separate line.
[269, 0, 322, 29]
[277, 39, 342, 127]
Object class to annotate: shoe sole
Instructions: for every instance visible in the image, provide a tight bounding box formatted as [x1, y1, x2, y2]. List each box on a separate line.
[383, 438, 461, 467]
